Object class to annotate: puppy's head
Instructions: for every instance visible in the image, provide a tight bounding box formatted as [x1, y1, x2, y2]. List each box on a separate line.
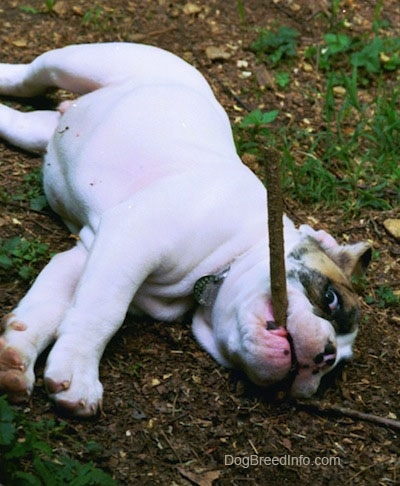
[192, 227, 371, 398]
[286, 226, 372, 397]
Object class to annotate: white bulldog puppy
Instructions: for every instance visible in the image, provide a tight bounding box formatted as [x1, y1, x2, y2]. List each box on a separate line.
[0, 44, 371, 415]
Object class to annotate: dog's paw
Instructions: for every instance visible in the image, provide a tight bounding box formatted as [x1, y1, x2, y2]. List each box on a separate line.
[44, 345, 103, 416]
[0, 338, 35, 402]
[45, 375, 103, 416]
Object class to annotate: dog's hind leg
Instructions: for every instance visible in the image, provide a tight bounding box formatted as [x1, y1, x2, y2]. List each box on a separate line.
[0, 104, 60, 153]
[0, 43, 213, 98]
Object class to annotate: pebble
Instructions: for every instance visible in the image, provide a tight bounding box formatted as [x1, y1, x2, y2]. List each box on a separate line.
[383, 219, 400, 241]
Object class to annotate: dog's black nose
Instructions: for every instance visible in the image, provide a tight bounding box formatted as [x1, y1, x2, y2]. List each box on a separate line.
[324, 342, 336, 356]
[313, 341, 337, 366]
[266, 321, 277, 330]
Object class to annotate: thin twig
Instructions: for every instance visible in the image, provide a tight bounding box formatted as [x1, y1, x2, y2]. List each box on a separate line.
[130, 26, 177, 42]
[264, 147, 287, 328]
[0, 199, 48, 216]
[297, 401, 400, 432]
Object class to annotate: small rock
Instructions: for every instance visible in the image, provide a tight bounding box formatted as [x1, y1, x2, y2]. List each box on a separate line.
[52, 0, 69, 16]
[205, 46, 231, 61]
[384, 219, 400, 241]
[183, 3, 202, 15]
[302, 62, 313, 73]
[333, 86, 346, 97]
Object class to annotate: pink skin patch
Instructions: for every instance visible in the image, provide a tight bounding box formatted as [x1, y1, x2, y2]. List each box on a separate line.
[241, 297, 292, 386]
[264, 297, 290, 352]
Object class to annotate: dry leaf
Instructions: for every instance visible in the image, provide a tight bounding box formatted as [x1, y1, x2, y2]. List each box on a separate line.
[177, 467, 221, 486]
[12, 39, 27, 47]
[254, 65, 275, 89]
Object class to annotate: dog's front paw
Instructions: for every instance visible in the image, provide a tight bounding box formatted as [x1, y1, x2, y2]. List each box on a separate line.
[0, 337, 35, 402]
[44, 343, 103, 416]
[45, 375, 103, 416]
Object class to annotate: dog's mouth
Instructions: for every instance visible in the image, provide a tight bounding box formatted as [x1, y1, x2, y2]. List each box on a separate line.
[265, 300, 299, 385]
[285, 330, 300, 382]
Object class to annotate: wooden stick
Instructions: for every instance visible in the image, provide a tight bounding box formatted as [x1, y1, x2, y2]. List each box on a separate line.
[265, 147, 287, 328]
[297, 401, 400, 432]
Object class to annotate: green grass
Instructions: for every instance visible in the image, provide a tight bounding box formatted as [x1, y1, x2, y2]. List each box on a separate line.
[0, 396, 116, 485]
[0, 166, 48, 212]
[236, 18, 400, 215]
[0, 236, 50, 281]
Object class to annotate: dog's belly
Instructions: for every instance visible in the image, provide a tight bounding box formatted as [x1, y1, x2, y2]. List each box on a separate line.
[43, 81, 237, 232]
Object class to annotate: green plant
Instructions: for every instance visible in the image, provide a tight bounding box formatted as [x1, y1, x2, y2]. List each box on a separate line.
[237, 0, 246, 25]
[0, 236, 50, 281]
[20, 1, 56, 14]
[0, 396, 116, 485]
[306, 31, 400, 76]
[44, 0, 56, 11]
[1, 167, 48, 211]
[365, 285, 400, 308]
[126, 361, 143, 377]
[250, 26, 299, 65]
[20, 5, 39, 14]
[82, 5, 104, 24]
[275, 71, 291, 89]
[234, 109, 279, 157]
[20, 168, 48, 211]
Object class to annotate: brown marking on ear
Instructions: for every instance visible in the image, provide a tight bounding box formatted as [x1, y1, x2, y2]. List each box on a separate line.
[327, 242, 372, 278]
[302, 250, 350, 286]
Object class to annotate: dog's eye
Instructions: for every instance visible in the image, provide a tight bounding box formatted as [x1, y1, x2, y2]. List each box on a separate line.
[324, 288, 339, 312]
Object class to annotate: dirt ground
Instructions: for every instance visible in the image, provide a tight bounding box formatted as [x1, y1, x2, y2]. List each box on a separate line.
[0, 1, 399, 485]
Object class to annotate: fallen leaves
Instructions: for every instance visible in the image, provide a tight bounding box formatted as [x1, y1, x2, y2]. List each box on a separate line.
[177, 466, 220, 486]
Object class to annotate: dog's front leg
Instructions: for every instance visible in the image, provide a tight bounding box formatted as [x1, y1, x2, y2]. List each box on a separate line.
[0, 244, 87, 402]
[43, 202, 164, 416]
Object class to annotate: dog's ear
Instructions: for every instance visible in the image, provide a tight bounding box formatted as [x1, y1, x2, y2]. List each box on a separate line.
[299, 225, 372, 278]
[326, 242, 372, 278]
[299, 225, 339, 250]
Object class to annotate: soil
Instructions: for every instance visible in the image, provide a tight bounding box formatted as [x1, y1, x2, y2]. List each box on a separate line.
[0, 1, 399, 485]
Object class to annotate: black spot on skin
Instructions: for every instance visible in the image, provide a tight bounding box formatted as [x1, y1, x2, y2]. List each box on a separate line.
[266, 321, 277, 330]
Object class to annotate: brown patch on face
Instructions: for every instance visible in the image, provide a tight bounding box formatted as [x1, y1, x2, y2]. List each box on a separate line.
[289, 243, 361, 335]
